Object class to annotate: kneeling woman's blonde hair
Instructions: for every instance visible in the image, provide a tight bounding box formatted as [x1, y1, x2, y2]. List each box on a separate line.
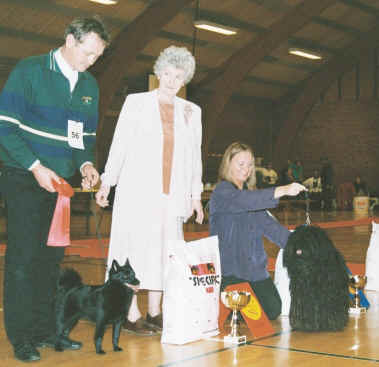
[218, 142, 256, 190]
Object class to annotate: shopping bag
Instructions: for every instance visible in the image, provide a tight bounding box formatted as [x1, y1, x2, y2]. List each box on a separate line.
[365, 221, 379, 291]
[161, 236, 220, 345]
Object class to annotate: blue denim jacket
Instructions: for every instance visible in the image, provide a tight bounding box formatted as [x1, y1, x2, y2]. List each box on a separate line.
[209, 180, 290, 282]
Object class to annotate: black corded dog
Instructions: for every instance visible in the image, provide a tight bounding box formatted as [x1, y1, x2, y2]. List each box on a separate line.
[283, 225, 350, 331]
[55, 259, 139, 354]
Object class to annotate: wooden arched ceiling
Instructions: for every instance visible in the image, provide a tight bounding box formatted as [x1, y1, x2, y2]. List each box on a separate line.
[192, 0, 338, 159]
[272, 21, 379, 169]
[1, 0, 379, 168]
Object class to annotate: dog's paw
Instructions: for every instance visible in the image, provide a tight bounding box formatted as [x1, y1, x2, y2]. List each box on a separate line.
[114, 346, 123, 352]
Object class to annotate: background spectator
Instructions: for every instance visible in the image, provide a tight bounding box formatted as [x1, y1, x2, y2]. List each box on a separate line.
[263, 162, 278, 186]
[280, 159, 294, 185]
[303, 169, 322, 208]
[354, 175, 369, 196]
[320, 156, 335, 211]
[255, 157, 267, 189]
[291, 159, 304, 182]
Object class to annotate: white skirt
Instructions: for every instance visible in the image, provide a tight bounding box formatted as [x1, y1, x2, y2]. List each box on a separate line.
[106, 193, 184, 290]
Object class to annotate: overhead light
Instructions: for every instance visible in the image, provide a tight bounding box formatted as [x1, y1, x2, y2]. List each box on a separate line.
[89, 0, 118, 5]
[289, 48, 322, 60]
[194, 20, 237, 36]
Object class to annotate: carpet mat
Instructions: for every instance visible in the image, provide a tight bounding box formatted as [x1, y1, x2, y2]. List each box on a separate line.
[0, 217, 370, 274]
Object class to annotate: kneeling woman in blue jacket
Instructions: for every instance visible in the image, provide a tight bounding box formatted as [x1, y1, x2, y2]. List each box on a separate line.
[209, 142, 305, 320]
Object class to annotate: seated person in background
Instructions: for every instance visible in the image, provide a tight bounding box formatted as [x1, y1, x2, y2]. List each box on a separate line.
[302, 169, 322, 208]
[280, 159, 294, 185]
[209, 142, 306, 320]
[263, 162, 278, 186]
[255, 157, 267, 189]
[354, 175, 368, 196]
[291, 159, 304, 183]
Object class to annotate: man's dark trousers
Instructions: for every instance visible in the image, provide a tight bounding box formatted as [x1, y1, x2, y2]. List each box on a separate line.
[1, 167, 65, 347]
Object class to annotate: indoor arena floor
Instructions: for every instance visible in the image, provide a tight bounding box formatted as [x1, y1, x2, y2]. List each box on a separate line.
[0, 206, 378, 367]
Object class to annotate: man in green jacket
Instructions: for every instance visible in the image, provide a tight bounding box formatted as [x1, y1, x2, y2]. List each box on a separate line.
[0, 16, 109, 363]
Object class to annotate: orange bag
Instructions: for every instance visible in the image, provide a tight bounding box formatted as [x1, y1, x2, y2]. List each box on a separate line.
[47, 179, 74, 247]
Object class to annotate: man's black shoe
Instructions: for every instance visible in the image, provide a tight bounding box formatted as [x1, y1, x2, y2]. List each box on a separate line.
[14, 342, 41, 362]
[36, 335, 82, 350]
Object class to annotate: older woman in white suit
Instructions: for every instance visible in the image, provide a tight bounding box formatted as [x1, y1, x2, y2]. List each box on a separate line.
[96, 46, 204, 336]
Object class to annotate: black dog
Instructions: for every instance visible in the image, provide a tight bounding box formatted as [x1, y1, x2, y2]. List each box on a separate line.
[283, 225, 350, 331]
[55, 259, 139, 354]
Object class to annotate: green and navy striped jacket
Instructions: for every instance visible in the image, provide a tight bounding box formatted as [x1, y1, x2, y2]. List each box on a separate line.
[0, 50, 99, 179]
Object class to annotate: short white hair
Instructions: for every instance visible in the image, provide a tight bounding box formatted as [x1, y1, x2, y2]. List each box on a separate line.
[154, 46, 196, 84]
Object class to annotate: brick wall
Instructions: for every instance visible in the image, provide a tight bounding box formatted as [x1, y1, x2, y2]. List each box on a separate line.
[204, 49, 379, 193]
[291, 100, 379, 192]
[286, 50, 379, 193]
[203, 97, 276, 182]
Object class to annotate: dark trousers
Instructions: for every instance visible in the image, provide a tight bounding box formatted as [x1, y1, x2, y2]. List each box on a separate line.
[322, 185, 334, 210]
[1, 167, 64, 347]
[221, 275, 282, 320]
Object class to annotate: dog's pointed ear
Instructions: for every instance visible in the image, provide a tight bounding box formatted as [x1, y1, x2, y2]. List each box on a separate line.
[111, 259, 119, 271]
[125, 258, 130, 267]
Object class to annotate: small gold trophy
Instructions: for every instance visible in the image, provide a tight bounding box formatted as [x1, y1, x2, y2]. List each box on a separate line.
[349, 275, 367, 314]
[221, 291, 251, 344]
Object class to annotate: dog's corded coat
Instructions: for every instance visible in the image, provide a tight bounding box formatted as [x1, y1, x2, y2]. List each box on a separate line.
[283, 225, 349, 331]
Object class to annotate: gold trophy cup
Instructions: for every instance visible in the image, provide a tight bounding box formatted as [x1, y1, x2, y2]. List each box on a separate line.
[221, 291, 251, 344]
[349, 275, 367, 314]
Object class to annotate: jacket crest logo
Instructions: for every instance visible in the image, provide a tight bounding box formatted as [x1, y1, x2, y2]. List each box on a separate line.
[82, 96, 92, 105]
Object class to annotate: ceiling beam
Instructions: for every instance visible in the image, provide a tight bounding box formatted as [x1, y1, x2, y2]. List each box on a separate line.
[194, 0, 338, 160]
[341, 0, 379, 17]
[0, 25, 60, 44]
[312, 16, 361, 36]
[246, 75, 295, 89]
[272, 21, 379, 169]
[93, 0, 193, 168]
[2, 0, 349, 74]
[0, 24, 321, 81]
[0, 2, 343, 80]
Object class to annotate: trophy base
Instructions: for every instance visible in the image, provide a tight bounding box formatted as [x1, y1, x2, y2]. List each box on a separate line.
[349, 306, 367, 314]
[223, 335, 247, 345]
